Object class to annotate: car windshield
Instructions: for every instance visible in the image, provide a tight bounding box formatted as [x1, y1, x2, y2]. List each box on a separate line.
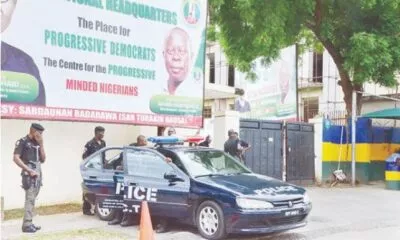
[177, 150, 252, 177]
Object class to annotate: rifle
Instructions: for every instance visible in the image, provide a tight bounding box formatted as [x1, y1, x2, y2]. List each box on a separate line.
[21, 161, 40, 189]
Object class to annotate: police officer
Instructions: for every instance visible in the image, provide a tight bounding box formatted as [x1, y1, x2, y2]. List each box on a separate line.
[81, 126, 106, 215]
[108, 135, 170, 233]
[82, 126, 106, 159]
[13, 123, 46, 233]
[234, 132, 251, 162]
[167, 127, 176, 136]
[108, 135, 147, 227]
[224, 130, 251, 162]
[224, 129, 237, 157]
[129, 134, 147, 147]
[199, 135, 212, 147]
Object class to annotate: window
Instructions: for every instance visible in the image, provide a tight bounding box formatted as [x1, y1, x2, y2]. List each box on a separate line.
[208, 53, 215, 84]
[84, 154, 103, 170]
[203, 106, 212, 118]
[177, 150, 251, 177]
[126, 150, 173, 179]
[158, 149, 188, 175]
[104, 149, 123, 162]
[91, 148, 123, 170]
[228, 65, 235, 87]
[303, 98, 319, 122]
[313, 52, 323, 83]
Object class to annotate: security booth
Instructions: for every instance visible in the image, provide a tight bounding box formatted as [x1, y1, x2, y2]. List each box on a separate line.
[363, 108, 400, 190]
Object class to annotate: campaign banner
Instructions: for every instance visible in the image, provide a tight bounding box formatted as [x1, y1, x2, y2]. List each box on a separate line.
[234, 45, 297, 121]
[1, 0, 207, 128]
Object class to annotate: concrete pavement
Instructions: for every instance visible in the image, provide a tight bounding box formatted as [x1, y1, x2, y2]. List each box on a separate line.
[2, 183, 400, 240]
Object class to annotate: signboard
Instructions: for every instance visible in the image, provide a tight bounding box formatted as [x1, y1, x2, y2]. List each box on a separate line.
[1, 0, 207, 128]
[235, 45, 297, 121]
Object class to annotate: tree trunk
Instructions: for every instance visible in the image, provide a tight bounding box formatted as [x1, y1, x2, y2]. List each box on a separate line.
[310, 0, 363, 116]
[337, 69, 363, 117]
[317, 38, 363, 116]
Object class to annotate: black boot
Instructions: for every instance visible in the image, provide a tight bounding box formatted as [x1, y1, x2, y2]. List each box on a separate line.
[82, 198, 93, 216]
[22, 225, 37, 233]
[32, 224, 41, 230]
[155, 218, 168, 233]
[108, 211, 122, 225]
[121, 213, 137, 227]
[108, 217, 122, 225]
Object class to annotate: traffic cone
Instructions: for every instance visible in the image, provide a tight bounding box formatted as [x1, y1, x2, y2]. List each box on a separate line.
[139, 201, 154, 240]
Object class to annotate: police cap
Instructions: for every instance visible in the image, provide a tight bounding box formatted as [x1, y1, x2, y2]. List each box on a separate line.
[95, 126, 105, 132]
[31, 123, 45, 131]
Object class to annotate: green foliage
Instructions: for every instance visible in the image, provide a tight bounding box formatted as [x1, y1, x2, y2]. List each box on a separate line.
[209, 0, 400, 88]
[296, 29, 324, 56]
[345, 32, 399, 87]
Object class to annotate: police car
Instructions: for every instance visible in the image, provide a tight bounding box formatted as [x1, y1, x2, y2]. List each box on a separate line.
[80, 136, 312, 240]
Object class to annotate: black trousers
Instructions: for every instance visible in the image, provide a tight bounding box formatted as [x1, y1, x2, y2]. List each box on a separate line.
[82, 194, 91, 212]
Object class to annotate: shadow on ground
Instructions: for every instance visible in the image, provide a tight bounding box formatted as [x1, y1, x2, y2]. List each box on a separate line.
[166, 222, 308, 240]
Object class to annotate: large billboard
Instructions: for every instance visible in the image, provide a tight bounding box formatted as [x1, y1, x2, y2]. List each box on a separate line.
[235, 45, 297, 121]
[1, 0, 207, 128]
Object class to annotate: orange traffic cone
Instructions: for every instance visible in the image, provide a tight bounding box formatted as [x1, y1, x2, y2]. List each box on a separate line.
[139, 201, 155, 240]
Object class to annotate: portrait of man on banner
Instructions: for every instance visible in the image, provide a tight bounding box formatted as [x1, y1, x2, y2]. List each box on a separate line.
[277, 61, 296, 105]
[234, 89, 251, 113]
[1, 0, 46, 106]
[162, 27, 193, 96]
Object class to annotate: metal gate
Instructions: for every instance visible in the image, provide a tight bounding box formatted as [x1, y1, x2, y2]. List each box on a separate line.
[286, 123, 315, 185]
[239, 120, 283, 180]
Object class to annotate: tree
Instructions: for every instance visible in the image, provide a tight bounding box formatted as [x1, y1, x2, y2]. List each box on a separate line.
[208, 0, 400, 115]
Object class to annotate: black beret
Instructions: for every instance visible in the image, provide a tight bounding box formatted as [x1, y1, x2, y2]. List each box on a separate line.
[95, 126, 105, 132]
[31, 123, 44, 131]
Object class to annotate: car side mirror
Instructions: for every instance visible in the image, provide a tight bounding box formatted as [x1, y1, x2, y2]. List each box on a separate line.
[164, 171, 184, 182]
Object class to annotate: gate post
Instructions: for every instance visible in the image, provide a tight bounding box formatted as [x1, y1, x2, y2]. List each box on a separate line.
[213, 111, 240, 150]
[309, 117, 323, 185]
[282, 121, 287, 182]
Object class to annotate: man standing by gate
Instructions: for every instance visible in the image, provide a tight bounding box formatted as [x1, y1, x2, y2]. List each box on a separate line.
[13, 123, 46, 233]
[81, 126, 106, 215]
[224, 130, 251, 163]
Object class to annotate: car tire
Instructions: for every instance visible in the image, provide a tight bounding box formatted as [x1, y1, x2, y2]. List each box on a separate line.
[196, 200, 227, 240]
[95, 202, 116, 221]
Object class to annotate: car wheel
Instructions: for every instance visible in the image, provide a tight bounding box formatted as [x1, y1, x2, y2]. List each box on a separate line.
[196, 200, 227, 240]
[95, 202, 116, 221]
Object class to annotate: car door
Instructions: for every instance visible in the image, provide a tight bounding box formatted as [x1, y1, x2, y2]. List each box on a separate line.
[123, 146, 191, 219]
[80, 147, 124, 208]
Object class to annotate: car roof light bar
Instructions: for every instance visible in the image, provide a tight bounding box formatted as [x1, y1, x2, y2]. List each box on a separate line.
[185, 136, 205, 143]
[147, 136, 185, 146]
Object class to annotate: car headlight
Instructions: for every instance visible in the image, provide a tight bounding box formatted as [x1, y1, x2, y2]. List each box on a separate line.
[236, 198, 274, 209]
[303, 192, 311, 204]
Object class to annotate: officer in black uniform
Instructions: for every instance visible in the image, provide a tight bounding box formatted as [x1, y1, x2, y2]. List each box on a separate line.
[108, 135, 147, 227]
[108, 135, 169, 233]
[199, 135, 212, 147]
[224, 129, 238, 157]
[13, 123, 46, 233]
[81, 126, 106, 215]
[224, 130, 250, 162]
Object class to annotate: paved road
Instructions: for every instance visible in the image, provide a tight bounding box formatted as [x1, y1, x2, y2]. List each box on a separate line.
[2, 183, 400, 240]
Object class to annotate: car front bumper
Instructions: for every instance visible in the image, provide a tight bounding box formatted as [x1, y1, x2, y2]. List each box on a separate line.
[226, 203, 312, 234]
